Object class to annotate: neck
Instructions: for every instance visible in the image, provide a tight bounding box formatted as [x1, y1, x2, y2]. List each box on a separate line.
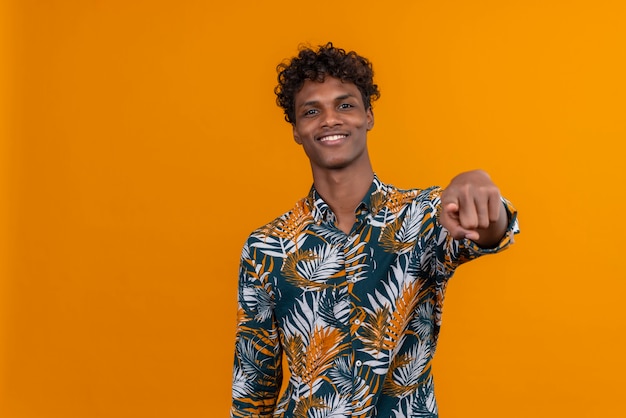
[311, 163, 374, 233]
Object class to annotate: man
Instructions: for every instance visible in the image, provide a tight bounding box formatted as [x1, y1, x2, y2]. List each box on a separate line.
[231, 42, 519, 417]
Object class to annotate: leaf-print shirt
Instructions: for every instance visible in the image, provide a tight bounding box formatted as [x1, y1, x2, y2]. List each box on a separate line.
[231, 176, 519, 418]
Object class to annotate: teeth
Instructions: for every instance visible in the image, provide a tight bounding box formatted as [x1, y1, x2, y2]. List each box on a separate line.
[319, 134, 346, 142]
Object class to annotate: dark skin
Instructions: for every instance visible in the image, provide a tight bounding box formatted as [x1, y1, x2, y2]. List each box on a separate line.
[292, 76, 507, 247]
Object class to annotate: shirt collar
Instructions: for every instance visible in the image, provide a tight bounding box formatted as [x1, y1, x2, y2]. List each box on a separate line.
[307, 174, 389, 224]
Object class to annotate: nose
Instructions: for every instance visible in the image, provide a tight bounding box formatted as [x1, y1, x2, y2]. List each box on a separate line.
[322, 109, 342, 128]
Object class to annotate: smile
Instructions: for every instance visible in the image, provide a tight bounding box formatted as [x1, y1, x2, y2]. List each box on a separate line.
[318, 134, 348, 142]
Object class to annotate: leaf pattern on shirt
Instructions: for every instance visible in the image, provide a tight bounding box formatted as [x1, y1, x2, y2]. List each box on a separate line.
[260, 198, 313, 243]
[302, 326, 350, 390]
[282, 245, 344, 289]
[383, 340, 432, 398]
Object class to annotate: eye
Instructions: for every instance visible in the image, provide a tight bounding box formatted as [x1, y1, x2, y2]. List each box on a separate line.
[303, 108, 318, 117]
[339, 103, 354, 110]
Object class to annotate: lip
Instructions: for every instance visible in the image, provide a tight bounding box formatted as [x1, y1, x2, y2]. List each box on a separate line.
[316, 132, 349, 143]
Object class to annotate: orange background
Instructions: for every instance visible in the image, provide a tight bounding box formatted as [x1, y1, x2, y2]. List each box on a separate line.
[2, 1, 626, 417]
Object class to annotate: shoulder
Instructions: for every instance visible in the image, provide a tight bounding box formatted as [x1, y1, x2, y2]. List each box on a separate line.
[378, 181, 443, 211]
[240, 196, 315, 262]
[246, 196, 314, 242]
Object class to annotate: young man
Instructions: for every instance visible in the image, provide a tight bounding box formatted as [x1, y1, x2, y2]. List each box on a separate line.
[231, 43, 519, 417]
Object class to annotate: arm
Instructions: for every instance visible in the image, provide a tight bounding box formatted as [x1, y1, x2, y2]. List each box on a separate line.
[231, 244, 282, 417]
[439, 170, 509, 248]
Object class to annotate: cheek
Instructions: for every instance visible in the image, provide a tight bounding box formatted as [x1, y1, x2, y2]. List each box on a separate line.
[292, 124, 306, 144]
[295, 125, 314, 141]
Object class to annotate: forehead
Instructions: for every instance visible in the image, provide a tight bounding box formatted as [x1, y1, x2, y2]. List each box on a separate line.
[294, 77, 363, 106]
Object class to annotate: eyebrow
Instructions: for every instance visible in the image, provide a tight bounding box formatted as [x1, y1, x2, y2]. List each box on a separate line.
[299, 94, 356, 108]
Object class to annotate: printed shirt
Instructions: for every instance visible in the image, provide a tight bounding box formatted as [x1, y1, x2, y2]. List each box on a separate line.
[231, 176, 519, 418]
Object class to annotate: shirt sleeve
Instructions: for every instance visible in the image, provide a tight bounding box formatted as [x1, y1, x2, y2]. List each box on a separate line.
[231, 240, 283, 418]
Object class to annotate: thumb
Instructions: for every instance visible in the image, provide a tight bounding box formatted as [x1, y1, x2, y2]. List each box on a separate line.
[442, 201, 460, 217]
[441, 201, 480, 241]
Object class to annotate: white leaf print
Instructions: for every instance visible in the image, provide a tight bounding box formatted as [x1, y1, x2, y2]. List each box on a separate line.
[231, 365, 253, 398]
[391, 341, 431, 389]
[242, 283, 274, 322]
[307, 393, 351, 418]
[296, 244, 344, 283]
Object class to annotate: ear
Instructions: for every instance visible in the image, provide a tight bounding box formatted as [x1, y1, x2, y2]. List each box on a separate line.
[366, 107, 375, 131]
[292, 124, 303, 144]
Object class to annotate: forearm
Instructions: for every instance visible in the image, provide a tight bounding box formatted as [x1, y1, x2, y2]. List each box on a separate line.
[231, 327, 282, 415]
[232, 250, 282, 416]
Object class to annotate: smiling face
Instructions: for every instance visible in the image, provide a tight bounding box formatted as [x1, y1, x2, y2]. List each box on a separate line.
[292, 76, 374, 176]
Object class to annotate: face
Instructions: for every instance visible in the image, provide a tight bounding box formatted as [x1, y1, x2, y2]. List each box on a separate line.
[292, 76, 374, 174]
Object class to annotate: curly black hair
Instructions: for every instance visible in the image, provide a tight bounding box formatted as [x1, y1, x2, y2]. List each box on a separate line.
[275, 42, 380, 124]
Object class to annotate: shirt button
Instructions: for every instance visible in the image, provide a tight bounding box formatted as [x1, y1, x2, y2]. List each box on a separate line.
[354, 319, 361, 325]
[355, 360, 362, 367]
[356, 401, 364, 407]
